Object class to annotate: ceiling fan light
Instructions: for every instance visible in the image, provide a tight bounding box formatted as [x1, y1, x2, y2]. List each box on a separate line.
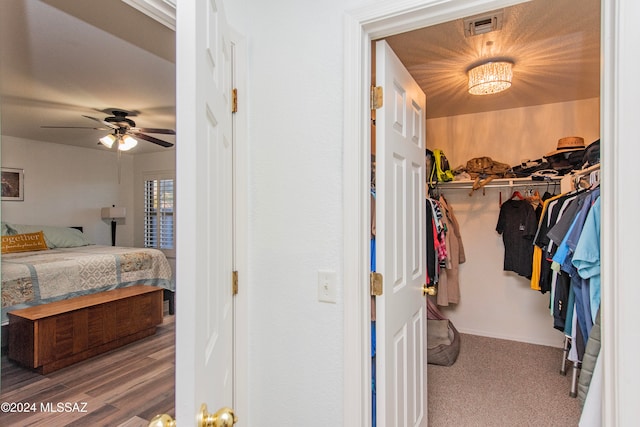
[468, 61, 513, 95]
[119, 135, 138, 151]
[99, 134, 117, 148]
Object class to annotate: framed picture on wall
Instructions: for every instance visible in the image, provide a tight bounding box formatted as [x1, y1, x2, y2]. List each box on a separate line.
[1, 167, 24, 201]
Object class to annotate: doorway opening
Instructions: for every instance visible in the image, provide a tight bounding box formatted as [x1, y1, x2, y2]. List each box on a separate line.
[344, 0, 604, 425]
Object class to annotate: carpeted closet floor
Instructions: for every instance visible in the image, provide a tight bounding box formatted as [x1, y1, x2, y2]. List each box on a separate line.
[427, 333, 582, 426]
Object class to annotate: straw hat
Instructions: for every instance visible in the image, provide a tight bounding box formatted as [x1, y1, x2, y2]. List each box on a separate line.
[545, 136, 585, 157]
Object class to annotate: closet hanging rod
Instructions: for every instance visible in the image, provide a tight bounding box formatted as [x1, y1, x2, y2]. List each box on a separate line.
[568, 163, 600, 190]
[570, 163, 600, 177]
[427, 177, 562, 191]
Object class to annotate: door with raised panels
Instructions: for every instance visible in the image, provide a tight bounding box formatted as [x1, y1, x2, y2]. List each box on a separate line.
[375, 40, 428, 427]
[174, 0, 236, 424]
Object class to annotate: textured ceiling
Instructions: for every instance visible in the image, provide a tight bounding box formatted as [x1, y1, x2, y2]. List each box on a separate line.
[0, 0, 600, 153]
[384, 0, 601, 118]
[0, 0, 176, 154]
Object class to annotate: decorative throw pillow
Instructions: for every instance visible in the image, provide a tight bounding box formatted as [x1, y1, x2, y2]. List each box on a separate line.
[1, 231, 49, 254]
[4, 223, 92, 248]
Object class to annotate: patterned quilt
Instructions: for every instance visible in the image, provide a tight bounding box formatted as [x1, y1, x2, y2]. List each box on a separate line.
[1, 245, 174, 324]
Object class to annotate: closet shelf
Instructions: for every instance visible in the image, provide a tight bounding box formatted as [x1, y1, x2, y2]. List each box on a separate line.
[428, 176, 562, 191]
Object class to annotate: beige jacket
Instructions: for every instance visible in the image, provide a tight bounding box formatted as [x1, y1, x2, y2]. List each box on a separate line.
[436, 195, 466, 306]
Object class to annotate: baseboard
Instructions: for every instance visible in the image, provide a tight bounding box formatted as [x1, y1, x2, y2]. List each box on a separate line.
[455, 326, 565, 348]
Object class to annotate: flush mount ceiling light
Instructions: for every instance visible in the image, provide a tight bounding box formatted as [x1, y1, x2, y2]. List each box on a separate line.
[467, 60, 514, 95]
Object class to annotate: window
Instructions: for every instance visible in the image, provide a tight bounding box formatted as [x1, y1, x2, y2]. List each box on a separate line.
[144, 175, 175, 252]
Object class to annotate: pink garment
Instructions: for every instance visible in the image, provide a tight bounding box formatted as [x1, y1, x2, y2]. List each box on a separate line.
[426, 297, 447, 320]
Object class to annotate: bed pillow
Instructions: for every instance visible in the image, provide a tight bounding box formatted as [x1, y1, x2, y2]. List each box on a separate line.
[1, 231, 50, 254]
[5, 223, 92, 248]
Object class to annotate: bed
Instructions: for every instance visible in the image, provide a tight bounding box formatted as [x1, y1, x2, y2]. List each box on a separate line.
[1, 223, 175, 326]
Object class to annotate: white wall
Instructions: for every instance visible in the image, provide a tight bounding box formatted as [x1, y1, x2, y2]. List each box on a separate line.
[428, 98, 600, 347]
[1, 136, 135, 246]
[428, 98, 600, 168]
[244, 1, 349, 425]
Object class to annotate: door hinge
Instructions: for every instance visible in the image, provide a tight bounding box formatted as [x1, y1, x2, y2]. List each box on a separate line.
[232, 270, 239, 295]
[370, 86, 383, 110]
[370, 272, 383, 296]
[232, 88, 238, 113]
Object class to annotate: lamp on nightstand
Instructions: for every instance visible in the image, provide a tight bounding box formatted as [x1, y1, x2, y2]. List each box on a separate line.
[101, 205, 126, 246]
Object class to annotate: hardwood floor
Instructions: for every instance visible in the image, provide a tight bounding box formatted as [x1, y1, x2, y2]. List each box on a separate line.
[0, 314, 175, 426]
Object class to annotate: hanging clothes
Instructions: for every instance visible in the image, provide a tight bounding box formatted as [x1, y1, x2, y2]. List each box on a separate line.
[527, 167, 601, 397]
[435, 195, 466, 306]
[425, 199, 438, 285]
[529, 191, 556, 291]
[425, 196, 465, 306]
[426, 197, 446, 284]
[550, 188, 600, 343]
[496, 198, 537, 278]
[572, 196, 601, 323]
[532, 190, 583, 294]
[529, 187, 596, 343]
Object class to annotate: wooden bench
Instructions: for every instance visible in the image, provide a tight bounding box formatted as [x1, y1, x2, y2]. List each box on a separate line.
[8, 285, 163, 374]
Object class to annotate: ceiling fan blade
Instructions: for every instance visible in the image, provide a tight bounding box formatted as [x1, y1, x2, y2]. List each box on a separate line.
[82, 115, 119, 130]
[41, 126, 109, 130]
[131, 131, 174, 147]
[131, 127, 176, 135]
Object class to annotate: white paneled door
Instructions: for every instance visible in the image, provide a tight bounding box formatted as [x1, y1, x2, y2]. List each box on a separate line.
[175, 0, 236, 425]
[375, 40, 428, 427]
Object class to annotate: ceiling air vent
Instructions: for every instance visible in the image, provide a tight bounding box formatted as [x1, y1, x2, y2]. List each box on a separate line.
[463, 9, 504, 37]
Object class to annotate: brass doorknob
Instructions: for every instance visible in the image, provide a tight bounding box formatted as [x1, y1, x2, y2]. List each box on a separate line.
[148, 405, 237, 427]
[149, 413, 176, 427]
[199, 404, 238, 427]
[423, 285, 437, 296]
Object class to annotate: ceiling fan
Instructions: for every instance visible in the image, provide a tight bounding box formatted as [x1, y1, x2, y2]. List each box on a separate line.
[42, 109, 175, 150]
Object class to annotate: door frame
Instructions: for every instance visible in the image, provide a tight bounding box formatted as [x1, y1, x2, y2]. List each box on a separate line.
[229, 27, 250, 427]
[343, 0, 619, 425]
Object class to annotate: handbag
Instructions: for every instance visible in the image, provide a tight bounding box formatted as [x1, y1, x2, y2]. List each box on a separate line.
[465, 156, 513, 178]
[464, 156, 514, 195]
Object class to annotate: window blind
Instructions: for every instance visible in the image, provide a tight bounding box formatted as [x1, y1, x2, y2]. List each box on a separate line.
[144, 178, 174, 250]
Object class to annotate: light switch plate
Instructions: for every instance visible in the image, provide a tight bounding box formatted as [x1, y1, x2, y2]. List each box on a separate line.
[318, 270, 337, 303]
